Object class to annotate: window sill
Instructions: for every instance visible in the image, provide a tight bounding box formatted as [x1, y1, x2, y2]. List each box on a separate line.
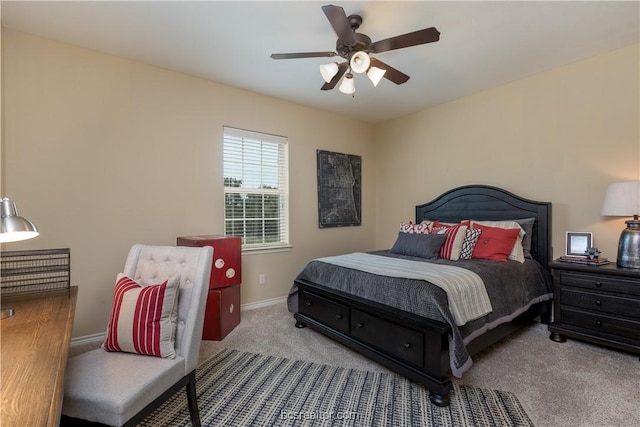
[242, 245, 292, 256]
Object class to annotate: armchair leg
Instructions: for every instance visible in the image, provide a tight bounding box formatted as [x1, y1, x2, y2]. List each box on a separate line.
[186, 370, 201, 427]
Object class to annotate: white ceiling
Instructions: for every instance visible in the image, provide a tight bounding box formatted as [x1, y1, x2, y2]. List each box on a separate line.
[2, 1, 639, 123]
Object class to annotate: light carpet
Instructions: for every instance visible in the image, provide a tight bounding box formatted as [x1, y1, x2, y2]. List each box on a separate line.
[140, 348, 533, 426]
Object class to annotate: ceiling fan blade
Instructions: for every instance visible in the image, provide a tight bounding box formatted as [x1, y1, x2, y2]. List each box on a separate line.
[321, 62, 348, 91]
[322, 4, 355, 46]
[370, 58, 410, 85]
[372, 27, 440, 53]
[271, 52, 337, 60]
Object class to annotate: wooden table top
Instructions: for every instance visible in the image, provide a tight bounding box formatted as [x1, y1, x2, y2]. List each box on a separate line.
[1, 287, 78, 427]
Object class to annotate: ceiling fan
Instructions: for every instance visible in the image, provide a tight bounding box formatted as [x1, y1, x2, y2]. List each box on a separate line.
[270, 4, 440, 94]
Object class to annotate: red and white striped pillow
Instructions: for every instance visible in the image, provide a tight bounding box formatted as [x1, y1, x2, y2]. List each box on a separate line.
[103, 273, 180, 358]
[431, 221, 471, 260]
[433, 224, 466, 260]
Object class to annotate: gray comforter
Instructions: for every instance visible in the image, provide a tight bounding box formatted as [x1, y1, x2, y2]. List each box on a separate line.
[287, 250, 553, 377]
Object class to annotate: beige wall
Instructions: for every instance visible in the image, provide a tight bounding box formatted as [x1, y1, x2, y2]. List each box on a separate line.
[374, 43, 640, 261]
[1, 29, 376, 337]
[3, 27, 639, 338]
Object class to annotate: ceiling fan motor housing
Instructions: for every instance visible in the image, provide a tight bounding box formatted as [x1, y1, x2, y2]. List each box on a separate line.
[336, 33, 372, 58]
[334, 14, 372, 59]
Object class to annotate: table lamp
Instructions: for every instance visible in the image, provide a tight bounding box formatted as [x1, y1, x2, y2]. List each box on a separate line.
[601, 181, 640, 268]
[1, 197, 39, 319]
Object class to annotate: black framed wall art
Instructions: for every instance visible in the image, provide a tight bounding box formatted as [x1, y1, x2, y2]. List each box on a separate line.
[316, 150, 361, 228]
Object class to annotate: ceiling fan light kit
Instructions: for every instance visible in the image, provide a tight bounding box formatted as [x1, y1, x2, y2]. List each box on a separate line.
[270, 4, 440, 96]
[349, 51, 370, 74]
[339, 73, 355, 95]
[319, 62, 340, 83]
[367, 66, 386, 87]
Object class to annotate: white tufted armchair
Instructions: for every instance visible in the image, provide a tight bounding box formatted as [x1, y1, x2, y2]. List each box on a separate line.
[62, 244, 213, 426]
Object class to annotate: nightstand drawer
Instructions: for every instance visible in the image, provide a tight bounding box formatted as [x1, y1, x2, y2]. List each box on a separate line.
[561, 288, 640, 318]
[560, 272, 640, 297]
[561, 307, 640, 340]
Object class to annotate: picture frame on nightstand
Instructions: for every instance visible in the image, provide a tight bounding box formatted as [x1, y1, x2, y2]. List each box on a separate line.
[565, 232, 592, 256]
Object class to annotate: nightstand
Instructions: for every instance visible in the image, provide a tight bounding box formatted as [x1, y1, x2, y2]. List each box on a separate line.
[548, 261, 640, 358]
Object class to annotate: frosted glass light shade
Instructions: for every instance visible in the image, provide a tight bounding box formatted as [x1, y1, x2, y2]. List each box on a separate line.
[350, 52, 370, 74]
[0, 198, 39, 243]
[339, 73, 355, 94]
[319, 63, 339, 83]
[367, 66, 386, 86]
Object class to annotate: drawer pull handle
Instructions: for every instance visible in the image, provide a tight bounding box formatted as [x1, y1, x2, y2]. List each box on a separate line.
[335, 314, 343, 320]
[356, 322, 364, 328]
[595, 320, 602, 327]
[595, 300, 602, 306]
[403, 343, 412, 350]
[594, 281, 603, 288]
[305, 302, 312, 307]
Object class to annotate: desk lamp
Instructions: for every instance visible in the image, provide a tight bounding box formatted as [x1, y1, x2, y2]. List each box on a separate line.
[1, 197, 39, 318]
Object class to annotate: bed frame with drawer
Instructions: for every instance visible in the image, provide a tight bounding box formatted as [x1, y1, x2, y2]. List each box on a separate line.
[293, 185, 552, 406]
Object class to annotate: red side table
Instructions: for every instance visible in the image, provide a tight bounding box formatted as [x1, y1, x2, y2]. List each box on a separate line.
[177, 235, 241, 340]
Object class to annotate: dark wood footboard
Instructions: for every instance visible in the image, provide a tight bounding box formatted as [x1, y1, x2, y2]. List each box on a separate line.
[294, 278, 552, 407]
[294, 278, 453, 406]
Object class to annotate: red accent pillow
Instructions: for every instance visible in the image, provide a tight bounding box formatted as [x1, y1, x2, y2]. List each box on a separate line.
[471, 224, 521, 262]
[103, 274, 179, 358]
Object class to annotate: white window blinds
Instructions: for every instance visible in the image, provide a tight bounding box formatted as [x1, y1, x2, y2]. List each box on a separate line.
[223, 127, 289, 249]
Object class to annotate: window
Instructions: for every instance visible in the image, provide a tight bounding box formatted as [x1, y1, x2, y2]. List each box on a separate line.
[223, 127, 289, 250]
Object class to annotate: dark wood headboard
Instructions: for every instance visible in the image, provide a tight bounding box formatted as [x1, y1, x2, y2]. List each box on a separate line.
[415, 185, 552, 266]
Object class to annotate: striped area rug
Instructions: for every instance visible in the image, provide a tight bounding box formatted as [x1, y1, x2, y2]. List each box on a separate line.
[140, 348, 533, 426]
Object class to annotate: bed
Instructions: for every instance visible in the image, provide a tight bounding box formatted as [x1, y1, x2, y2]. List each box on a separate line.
[287, 185, 553, 406]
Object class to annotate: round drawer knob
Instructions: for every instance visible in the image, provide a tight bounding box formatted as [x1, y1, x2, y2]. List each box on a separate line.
[595, 300, 602, 306]
[595, 320, 603, 327]
[335, 314, 343, 320]
[594, 281, 603, 288]
[356, 322, 364, 328]
[403, 343, 412, 350]
[305, 302, 312, 307]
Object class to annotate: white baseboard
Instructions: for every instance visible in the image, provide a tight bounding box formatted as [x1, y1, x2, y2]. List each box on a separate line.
[71, 296, 288, 348]
[241, 295, 287, 311]
[71, 332, 105, 348]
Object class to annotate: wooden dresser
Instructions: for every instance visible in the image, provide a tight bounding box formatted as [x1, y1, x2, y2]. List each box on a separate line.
[1, 287, 78, 426]
[548, 262, 640, 357]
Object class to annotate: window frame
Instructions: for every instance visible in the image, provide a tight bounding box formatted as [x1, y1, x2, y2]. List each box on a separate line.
[223, 127, 290, 252]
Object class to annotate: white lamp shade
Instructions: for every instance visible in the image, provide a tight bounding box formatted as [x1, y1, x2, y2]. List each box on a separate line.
[367, 66, 386, 87]
[350, 52, 370, 74]
[339, 73, 355, 94]
[0, 198, 39, 243]
[319, 63, 339, 83]
[601, 181, 640, 216]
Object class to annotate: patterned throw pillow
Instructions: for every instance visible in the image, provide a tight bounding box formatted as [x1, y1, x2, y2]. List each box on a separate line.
[399, 221, 431, 234]
[459, 229, 482, 260]
[103, 273, 180, 358]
